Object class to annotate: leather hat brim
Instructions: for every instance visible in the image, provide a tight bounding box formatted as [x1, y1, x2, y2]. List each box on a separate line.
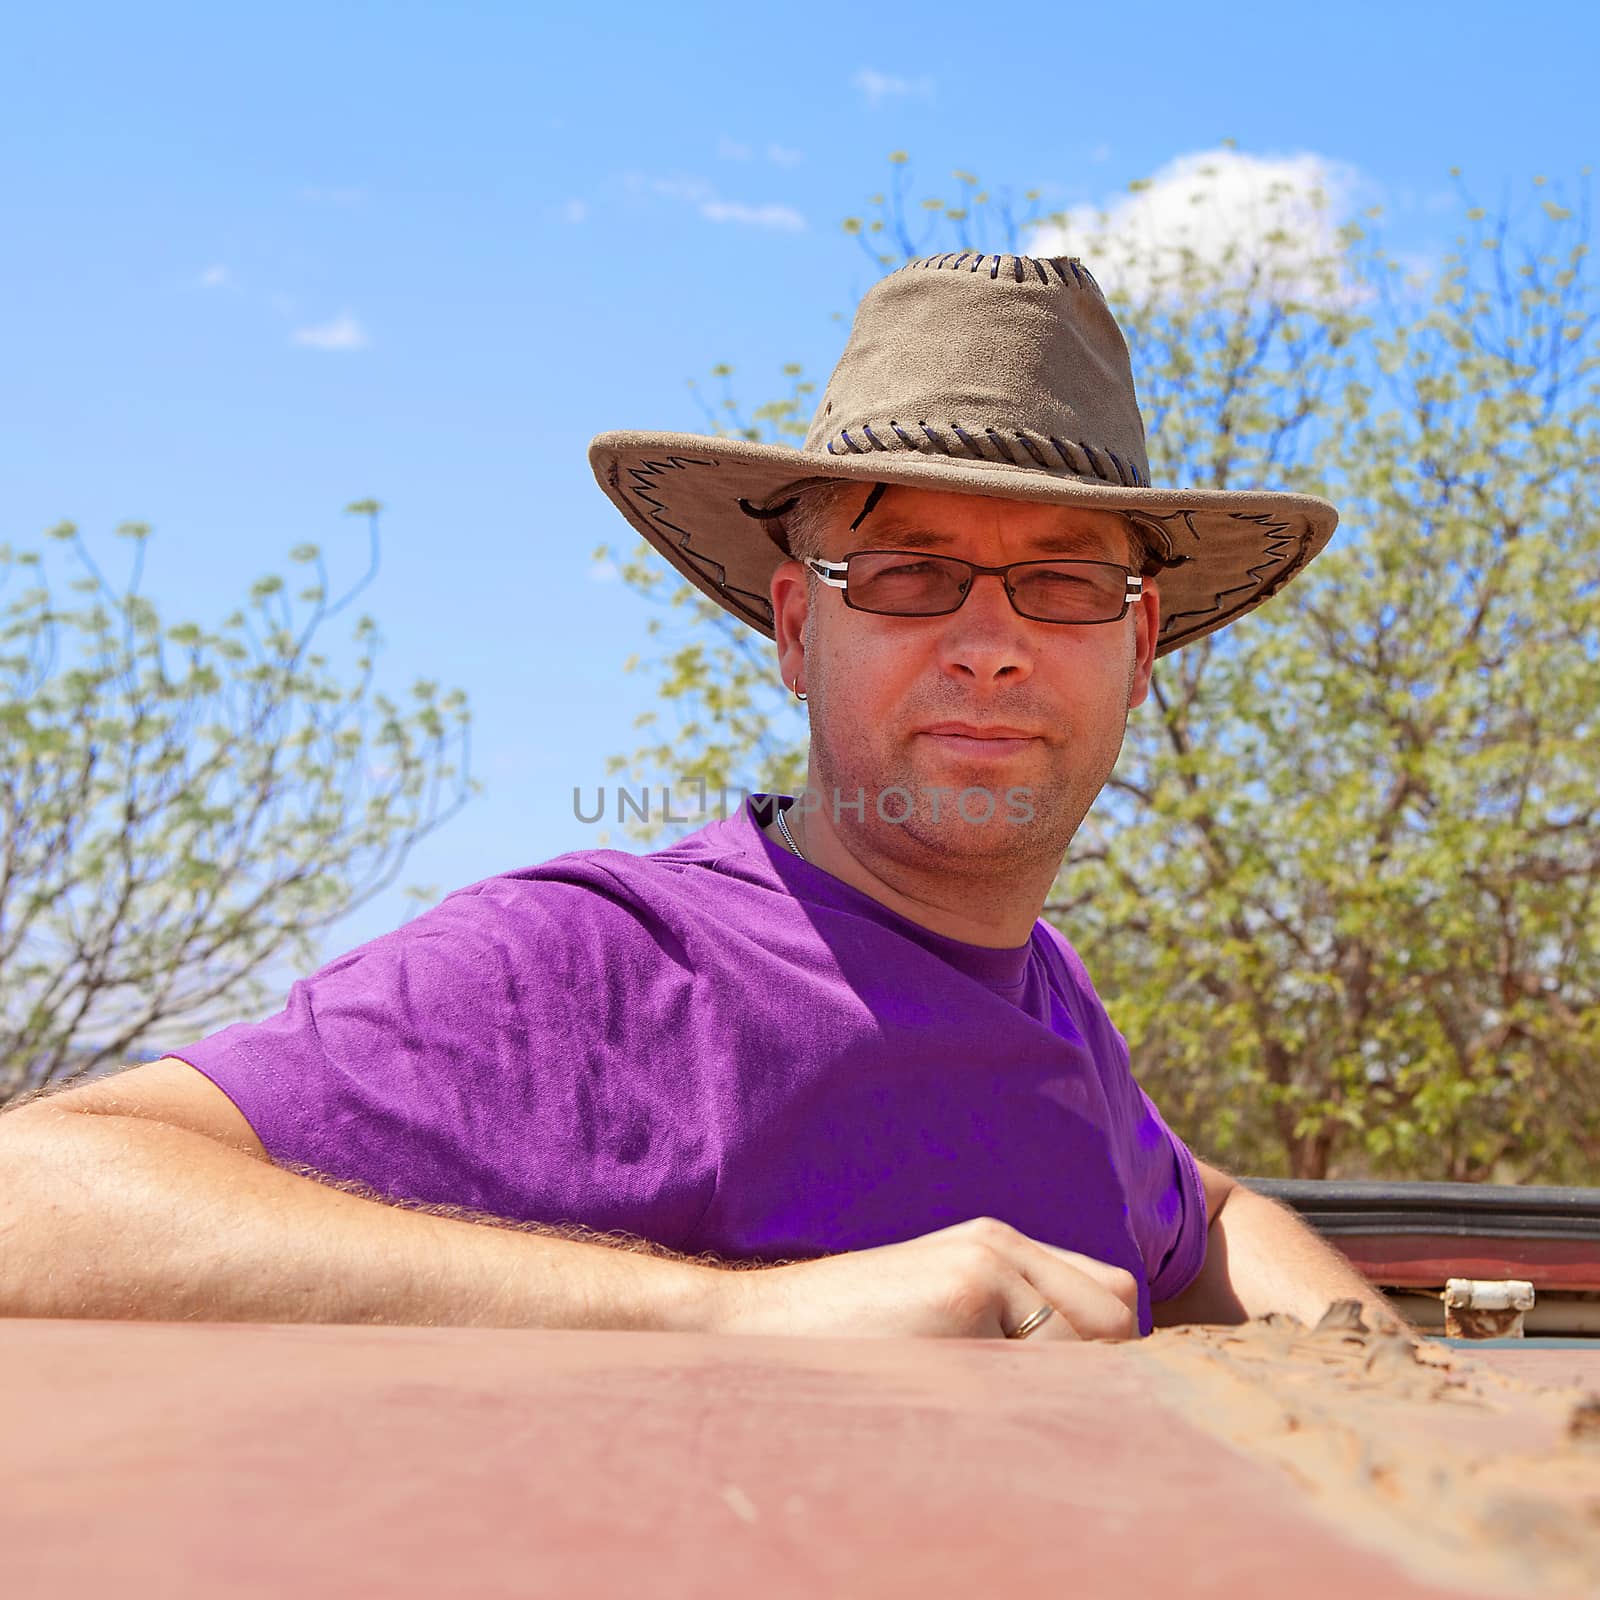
[589, 429, 1338, 657]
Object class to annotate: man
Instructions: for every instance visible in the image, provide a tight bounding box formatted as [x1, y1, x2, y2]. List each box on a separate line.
[0, 252, 1400, 1342]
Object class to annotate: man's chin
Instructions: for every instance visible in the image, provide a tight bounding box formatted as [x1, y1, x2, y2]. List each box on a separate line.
[870, 801, 1073, 868]
[803, 752, 1080, 861]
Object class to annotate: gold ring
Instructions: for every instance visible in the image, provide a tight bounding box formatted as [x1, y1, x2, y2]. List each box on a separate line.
[1008, 1303, 1055, 1340]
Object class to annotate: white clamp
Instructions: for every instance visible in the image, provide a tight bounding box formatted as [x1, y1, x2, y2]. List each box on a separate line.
[1442, 1278, 1536, 1338]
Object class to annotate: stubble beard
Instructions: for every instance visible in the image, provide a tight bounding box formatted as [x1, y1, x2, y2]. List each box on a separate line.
[803, 693, 1127, 881]
[797, 610, 1139, 881]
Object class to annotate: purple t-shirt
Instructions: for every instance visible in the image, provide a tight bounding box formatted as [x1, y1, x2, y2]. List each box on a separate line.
[176, 795, 1207, 1333]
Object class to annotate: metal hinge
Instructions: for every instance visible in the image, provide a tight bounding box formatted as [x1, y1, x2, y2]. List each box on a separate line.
[1442, 1278, 1536, 1339]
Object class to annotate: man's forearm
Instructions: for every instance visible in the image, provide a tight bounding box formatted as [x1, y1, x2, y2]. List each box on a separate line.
[0, 1108, 716, 1330]
[1156, 1185, 1408, 1331]
[1217, 1187, 1403, 1325]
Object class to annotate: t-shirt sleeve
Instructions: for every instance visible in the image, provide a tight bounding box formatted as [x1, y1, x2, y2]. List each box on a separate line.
[1115, 1065, 1209, 1304]
[1038, 930, 1208, 1306]
[168, 873, 718, 1248]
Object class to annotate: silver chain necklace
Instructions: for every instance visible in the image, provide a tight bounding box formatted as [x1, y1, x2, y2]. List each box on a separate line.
[774, 804, 806, 861]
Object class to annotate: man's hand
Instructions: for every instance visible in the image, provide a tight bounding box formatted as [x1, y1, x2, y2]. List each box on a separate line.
[706, 1216, 1140, 1341]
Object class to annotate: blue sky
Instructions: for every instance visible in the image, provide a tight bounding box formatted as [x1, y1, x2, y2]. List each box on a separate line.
[3, 0, 1595, 982]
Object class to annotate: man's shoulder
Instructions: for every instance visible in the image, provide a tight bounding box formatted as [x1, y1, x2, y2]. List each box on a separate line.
[1031, 918, 1095, 996]
[1032, 919, 1126, 1051]
[430, 814, 755, 931]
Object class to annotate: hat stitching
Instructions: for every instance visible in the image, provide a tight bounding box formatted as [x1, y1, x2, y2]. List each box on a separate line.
[736, 494, 799, 521]
[1047, 435, 1089, 476]
[1125, 513, 1190, 570]
[893, 252, 1095, 291]
[1152, 512, 1303, 639]
[825, 421, 1138, 487]
[622, 454, 777, 626]
[1015, 431, 1055, 469]
[983, 427, 1019, 465]
[850, 481, 890, 530]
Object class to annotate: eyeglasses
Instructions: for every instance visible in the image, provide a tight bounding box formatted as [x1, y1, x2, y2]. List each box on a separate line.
[804, 550, 1143, 625]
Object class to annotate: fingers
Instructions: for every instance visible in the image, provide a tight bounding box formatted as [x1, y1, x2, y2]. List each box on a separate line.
[995, 1285, 1082, 1343]
[933, 1217, 1141, 1341]
[1027, 1239, 1141, 1320]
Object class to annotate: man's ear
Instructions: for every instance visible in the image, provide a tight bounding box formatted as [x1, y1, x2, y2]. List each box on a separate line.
[1128, 577, 1160, 708]
[771, 557, 811, 693]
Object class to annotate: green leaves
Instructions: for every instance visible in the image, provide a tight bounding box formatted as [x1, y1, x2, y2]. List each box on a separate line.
[1062, 177, 1600, 1182]
[1, 512, 477, 1103]
[608, 157, 1600, 1186]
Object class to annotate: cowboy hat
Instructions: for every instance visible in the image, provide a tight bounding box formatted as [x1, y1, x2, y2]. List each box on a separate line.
[589, 252, 1337, 655]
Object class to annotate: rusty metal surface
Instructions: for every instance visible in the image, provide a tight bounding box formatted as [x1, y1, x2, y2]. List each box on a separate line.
[1334, 1234, 1600, 1292]
[1140, 1307, 1600, 1597]
[1249, 1180, 1600, 1293]
[3, 1315, 1598, 1600]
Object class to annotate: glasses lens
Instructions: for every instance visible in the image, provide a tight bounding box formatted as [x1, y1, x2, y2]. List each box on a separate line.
[1008, 562, 1128, 622]
[845, 551, 969, 615]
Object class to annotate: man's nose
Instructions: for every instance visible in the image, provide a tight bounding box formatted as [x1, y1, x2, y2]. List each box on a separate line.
[937, 573, 1034, 683]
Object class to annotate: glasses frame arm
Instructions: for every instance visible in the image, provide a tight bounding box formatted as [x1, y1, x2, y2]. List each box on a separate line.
[804, 558, 851, 589]
[803, 554, 1143, 620]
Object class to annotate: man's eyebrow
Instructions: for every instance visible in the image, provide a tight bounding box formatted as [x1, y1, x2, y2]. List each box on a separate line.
[851, 518, 1116, 555]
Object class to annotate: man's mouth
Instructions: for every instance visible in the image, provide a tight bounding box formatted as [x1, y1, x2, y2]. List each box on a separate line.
[916, 722, 1043, 758]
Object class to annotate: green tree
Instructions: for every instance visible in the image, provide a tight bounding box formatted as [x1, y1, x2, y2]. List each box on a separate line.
[1, 503, 476, 1103]
[599, 159, 1599, 1185]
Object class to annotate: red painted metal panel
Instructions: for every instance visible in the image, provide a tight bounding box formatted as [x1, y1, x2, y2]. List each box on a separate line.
[4, 1318, 1599, 1600]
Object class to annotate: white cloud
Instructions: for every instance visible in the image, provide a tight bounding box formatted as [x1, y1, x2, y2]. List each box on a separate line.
[700, 200, 805, 231]
[589, 556, 621, 583]
[717, 135, 752, 161]
[767, 144, 804, 167]
[853, 68, 934, 107]
[564, 199, 588, 224]
[196, 265, 230, 289]
[1031, 146, 1358, 304]
[1089, 143, 1113, 164]
[292, 312, 369, 351]
[647, 175, 805, 232]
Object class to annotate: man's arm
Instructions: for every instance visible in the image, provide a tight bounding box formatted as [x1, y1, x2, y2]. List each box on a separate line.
[1152, 1159, 1406, 1330]
[0, 1064, 1142, 1340]
[0, 1089, 720, 1329]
